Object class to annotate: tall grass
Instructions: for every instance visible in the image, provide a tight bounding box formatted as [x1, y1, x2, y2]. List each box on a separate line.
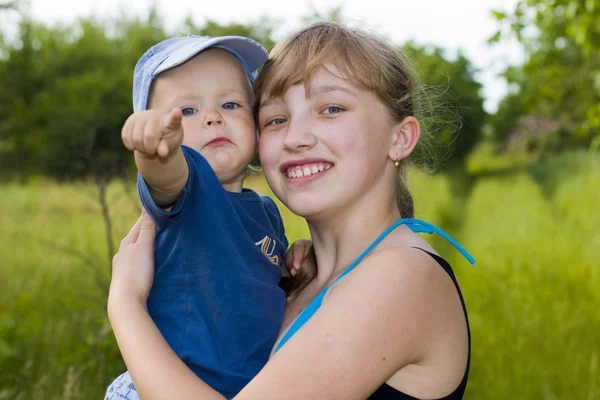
[0, 151, 598, 399]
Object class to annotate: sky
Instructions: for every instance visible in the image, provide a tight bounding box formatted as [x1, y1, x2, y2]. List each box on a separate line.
[9, 0, 526, 113]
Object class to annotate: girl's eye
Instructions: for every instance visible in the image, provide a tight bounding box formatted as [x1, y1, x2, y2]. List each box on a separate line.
[322, 106, 343, 115]
[181, 107, 197, 116]
[222, 102, 239, 110]
[266, 117, 287, 127]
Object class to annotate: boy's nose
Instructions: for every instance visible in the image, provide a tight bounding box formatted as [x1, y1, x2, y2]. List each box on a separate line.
[204, 109, 224, 127]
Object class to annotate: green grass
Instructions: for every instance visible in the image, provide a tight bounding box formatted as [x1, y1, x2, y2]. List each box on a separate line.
[456, 172, 599, 399]
[1, 151, 598, 399]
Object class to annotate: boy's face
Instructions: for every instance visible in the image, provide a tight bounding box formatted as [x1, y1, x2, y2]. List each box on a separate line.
[149, 48, 256, 191]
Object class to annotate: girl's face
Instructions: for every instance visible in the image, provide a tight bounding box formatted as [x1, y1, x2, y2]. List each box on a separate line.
[258, 65, 398, 221]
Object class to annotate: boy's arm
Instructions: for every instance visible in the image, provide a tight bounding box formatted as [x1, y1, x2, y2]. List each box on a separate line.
[123, 108, 189, 207]
[134, 148, 188, 207]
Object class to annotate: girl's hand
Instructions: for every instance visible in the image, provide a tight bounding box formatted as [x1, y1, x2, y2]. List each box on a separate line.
[284, 239, 312, 277]
[108, 211, 157, 314]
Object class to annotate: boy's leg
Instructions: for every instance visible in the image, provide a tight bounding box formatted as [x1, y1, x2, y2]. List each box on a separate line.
[105, 371, 140, 400]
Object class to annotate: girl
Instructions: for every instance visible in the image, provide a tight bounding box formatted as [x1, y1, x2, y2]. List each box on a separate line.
[108, 21, 474, 399]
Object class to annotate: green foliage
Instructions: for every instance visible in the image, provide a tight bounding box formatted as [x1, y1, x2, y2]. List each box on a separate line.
[490, 0, 600, 153]
[456, 169, 599, 399]
[0, 11, 279, 181]
[0, 0, 20, 12]
[181, 18, 277, 50]
[0, 13, 166, 180]
[405, 44, 487, 170]
[0, 7, 490, 180]
[0, 179, 139, 399]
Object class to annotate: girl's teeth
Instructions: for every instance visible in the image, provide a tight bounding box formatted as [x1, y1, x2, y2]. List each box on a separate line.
[287, 163, 332, 178]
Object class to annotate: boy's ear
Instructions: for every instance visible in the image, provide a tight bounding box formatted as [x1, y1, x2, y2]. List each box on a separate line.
[388, 116, 421, 164]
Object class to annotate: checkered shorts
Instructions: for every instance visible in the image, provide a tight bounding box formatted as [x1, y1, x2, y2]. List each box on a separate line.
[105, 371, 139, 400]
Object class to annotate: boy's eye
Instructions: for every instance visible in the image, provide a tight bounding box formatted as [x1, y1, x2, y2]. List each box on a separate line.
[266, 117, 287, 127]
[322, 106, 343, 115]
[181, 107, 197, 116]
[222, 102, 239, 110]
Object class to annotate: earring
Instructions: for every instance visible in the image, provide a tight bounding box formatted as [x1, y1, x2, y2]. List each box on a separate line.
[394, 160, 400, 168]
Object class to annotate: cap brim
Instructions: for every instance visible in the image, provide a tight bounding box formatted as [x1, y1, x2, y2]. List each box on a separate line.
[154, 36, 268, 77]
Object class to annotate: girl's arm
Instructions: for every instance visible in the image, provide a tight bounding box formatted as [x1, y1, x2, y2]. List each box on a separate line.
[109, 214, 462, 400]
[109, 298, 223, 400]
[108, 213, 220, 399]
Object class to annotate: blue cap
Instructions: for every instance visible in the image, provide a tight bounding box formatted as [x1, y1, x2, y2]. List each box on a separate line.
[132, 35, 268, 112]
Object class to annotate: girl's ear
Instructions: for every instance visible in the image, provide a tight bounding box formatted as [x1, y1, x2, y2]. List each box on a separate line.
[388, 116, 421, 164]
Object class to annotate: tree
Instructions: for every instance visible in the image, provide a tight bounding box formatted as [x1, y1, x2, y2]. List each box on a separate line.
[405, 43, 487, 171]
[0, 11, 279, 180]
[490, 0, 600, 153]
[0, 0, 20, 10]
[181, 17, 277, 50]
[0, 7, 486, 179]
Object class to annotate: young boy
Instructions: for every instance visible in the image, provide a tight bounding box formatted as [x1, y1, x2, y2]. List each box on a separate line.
[105, 35, 300, 400]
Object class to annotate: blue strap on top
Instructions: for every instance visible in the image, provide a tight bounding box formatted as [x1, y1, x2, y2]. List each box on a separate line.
[273, 218, 475, 354]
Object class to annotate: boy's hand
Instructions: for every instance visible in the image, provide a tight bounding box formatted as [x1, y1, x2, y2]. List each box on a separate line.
[284, 239, 312, 277]
[122, 108, 184, 158]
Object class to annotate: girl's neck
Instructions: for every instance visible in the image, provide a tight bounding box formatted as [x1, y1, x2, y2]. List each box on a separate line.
[306, 202, 401, 287]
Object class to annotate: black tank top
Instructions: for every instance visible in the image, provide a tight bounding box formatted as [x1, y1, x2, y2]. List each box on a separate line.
[367, 249, 470, 400]
[275, 218, 474, 399]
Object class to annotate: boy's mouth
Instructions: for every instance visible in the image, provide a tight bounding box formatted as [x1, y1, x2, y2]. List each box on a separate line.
[205, 137, 232, 147]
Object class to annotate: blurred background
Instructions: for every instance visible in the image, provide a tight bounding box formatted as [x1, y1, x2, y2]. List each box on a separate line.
[0, 0, 598, 398]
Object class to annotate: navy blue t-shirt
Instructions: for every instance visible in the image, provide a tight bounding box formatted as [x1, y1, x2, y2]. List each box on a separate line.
[138, 145, 288, 398]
